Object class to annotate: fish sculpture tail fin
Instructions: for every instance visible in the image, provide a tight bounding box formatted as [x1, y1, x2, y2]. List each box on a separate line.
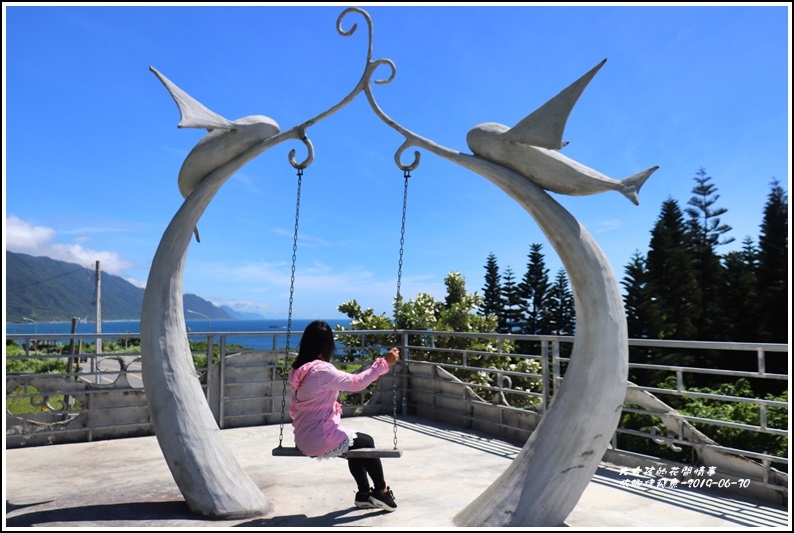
[149, 66, 235, 130]
[620, 166, 659, 206]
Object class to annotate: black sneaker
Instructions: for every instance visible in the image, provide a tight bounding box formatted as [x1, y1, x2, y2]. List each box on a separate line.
[369, 487, 397, 512]
[355, 488, 377, 509]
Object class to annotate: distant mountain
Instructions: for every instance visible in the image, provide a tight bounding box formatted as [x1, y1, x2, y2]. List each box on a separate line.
[5, 251, 234, 323]
[219, 305, 266, 320]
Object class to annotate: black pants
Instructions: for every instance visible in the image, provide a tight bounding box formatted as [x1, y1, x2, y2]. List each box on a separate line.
[347, 432, 386, 493]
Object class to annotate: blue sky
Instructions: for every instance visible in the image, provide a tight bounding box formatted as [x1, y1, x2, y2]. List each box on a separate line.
[3, 3, 790, 320]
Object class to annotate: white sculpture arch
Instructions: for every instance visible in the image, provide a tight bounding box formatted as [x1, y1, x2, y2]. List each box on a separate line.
[140, 7, 651, 524]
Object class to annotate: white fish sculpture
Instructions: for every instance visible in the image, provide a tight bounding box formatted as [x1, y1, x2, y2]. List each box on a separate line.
[466, 59, 658, 205]
[150, 66, 281, 241]
[150, 66, 280, 199]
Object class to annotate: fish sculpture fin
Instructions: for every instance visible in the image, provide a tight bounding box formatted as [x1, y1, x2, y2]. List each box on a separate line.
[619, 165, 659, 206]
[501, 58, 607, 150]
[149, 66, 235, 131]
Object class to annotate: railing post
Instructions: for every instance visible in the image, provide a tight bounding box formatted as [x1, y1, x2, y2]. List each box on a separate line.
[541, 340, 549, 414]
[401, 331, 409, 415]
[205, 335, 214, 406]
[759, 403, 768, 431]
[552, 340, 561, 395]
[219, 335, 226, 428]
[87, 385, 94, 442]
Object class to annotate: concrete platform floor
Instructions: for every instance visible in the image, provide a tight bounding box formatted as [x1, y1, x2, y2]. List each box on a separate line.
[4, 415, 790, 529]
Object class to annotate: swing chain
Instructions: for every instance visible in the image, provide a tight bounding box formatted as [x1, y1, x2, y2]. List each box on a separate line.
[395, 169, 410, 317]
[278, 167, 303, 448]
[276, 167, 406, 453]
[392, 169, 410, 449]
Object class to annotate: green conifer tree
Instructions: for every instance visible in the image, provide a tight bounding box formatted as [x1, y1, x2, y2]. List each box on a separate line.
[500, 267, 523, 333]
[755, 178, 788, 344]
[646, 198, 699, 342]
[721, 238, 759, 344]
[518, 243, 550, 335]
[621, 250, 651, 339]
[545, 269, 574, 335]
[685, 168, 733, 340]
[479, 253, 503, 320]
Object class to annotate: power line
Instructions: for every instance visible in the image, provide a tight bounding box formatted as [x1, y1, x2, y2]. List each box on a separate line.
[8, 266, 92, 292]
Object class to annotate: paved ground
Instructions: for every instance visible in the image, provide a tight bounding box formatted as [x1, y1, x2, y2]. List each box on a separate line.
[4, 415, 790, 529]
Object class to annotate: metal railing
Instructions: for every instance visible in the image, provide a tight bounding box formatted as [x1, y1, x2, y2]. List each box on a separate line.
[5, 329, 788, 502]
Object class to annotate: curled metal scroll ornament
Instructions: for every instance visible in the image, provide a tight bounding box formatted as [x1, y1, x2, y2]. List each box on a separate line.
[141, 7, 639, 525]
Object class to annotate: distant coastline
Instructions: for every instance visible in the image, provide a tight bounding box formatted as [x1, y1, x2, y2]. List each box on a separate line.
[5, 318, 353, 351]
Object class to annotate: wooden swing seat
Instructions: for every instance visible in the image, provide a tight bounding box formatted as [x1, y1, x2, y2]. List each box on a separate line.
[272, 446, 403, 458]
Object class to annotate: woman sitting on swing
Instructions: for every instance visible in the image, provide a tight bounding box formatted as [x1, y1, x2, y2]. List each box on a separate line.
[288, 320, 400, 511]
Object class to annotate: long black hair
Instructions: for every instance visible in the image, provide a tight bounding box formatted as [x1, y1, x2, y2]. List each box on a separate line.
[291, 320, 336, 369]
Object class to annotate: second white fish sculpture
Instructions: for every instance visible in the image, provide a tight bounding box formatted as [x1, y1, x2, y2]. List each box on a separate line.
[466, 59, 658, 205]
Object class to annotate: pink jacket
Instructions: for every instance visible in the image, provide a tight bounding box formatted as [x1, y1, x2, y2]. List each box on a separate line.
[288, 358, 391, 457]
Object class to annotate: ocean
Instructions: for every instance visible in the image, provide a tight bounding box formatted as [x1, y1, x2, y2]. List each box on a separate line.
[5, 318, 353, 351]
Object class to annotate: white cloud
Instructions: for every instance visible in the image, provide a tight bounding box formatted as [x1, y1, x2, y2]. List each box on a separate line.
[6, 214, 56, 250]
[5, 215, 134, 276]
[209, 298, 273, 315]
[588, 219, 623, 234]
[125, 277, 147, 289]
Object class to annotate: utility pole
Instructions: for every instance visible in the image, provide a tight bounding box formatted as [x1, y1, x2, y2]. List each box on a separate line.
[95, 260, 102, 356]
[86, 261, 104, 384]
